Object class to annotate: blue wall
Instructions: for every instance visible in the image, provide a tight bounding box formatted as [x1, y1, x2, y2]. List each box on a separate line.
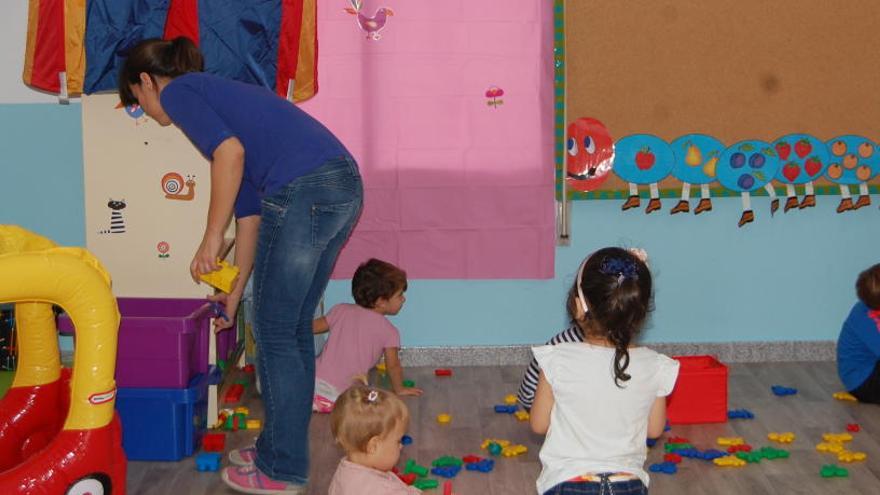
[3, 103, 878, 347]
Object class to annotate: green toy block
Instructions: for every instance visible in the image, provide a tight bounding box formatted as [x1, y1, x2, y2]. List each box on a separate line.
[820, 464, 848, 478]
[664, 442, 693, 452]
[218, 359, 229, 372]
[413, 478, 439, 490]
[403, 379, 415, 388]
[431, 455, 463, 467]
[403, 459, 428, 477]
[735, 451, 763, 463]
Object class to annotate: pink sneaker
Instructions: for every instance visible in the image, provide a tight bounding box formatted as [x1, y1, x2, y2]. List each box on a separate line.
[221, 465, 307, 494]
[228, 447, 257, 467]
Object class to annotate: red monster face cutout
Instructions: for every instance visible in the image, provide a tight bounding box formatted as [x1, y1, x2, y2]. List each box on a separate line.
[566, 118, 614, 192]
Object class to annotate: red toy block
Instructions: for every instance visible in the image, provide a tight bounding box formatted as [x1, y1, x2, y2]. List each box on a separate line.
[666, 355, 728, 424]
[462, 454, 482, 464]
[727, 444, 752, 453]
[847, 423, 860, 432]
[397, 473, 417, 485]
[663, 453, 682, 463]
[667, 436, 690, 444]
[202, 433, 226, 452]
[443, 480, 453, 495]
[224, 383, 244, 404]
[242, 364, 256, 374]
[434, 369, 453, 377]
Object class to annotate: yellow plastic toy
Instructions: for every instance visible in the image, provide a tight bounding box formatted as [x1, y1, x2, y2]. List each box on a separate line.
[816, 442, 845, 453]
[503, 394, 517, 405]
[514, 410, 530, 421]
[713, 455, 747, 467]
[716, 436, 744, 446]
[436, 413, 452, 424]
[501, 444, 528, 457]
[199, 259, 240, 293]
[822, 432, 853, 443]
[833, 391, 857, 402]
[837, 450, 867, 463]
[768, 432, 795, 443]
[246, 419, 262, 430]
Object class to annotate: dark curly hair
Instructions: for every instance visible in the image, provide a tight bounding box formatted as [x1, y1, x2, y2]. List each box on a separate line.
[856, 263, 880, 310]
[352, 259, 407, 309]
[570, 247, 653, 387]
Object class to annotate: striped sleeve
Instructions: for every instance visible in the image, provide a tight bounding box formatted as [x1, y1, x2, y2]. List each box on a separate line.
[516, 326, 584, 410]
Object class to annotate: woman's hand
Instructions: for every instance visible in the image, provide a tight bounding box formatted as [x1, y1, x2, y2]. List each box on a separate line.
[208, 292, 240, 332]
[191, 232, 224, 283]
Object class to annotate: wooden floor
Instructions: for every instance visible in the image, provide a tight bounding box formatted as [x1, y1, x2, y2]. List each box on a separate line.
[127, 361, 880, 494]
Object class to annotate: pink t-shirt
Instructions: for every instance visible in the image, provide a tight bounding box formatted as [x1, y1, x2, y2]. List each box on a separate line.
[329, 459, 420, 495]
[315, 304, 401, 392]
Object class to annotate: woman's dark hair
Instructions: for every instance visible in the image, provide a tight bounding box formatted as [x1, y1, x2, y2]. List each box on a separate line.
[570, 247, 653, 387]
[856, 263, 880, 310]
[352, 259, 407, 309]
[118, 36, 204, 106]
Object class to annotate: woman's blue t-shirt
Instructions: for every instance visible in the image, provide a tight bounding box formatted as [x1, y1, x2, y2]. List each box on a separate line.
[160, 72, 350, 217]
[837, 302, 880, 390]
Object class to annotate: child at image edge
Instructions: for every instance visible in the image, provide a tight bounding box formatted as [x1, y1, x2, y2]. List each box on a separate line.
[837, 263, 880, 404]
[313, 258, 423, 412]
[328, 386, 420, 494]
[530, 247, 680, 495]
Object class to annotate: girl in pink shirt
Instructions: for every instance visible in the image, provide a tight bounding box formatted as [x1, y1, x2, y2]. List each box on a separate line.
[328, 386, 420, 494]
[313, 259, 423, 412]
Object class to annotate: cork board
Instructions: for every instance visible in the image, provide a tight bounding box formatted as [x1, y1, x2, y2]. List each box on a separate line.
[564, 0, 880, 196]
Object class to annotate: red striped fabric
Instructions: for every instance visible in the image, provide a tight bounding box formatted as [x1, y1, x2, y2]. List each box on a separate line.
[275, 0, 304, 98]
[163, 0, 199, 45]
[30, 0, 65, 92]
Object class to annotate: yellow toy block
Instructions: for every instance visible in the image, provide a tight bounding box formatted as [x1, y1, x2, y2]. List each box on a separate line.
[822, 433, 853, 444]
[838, 450, 867, 463]
[199, 259, 240, 293]
[713, 455, 747, 467]
[246, 419, 262, 430]
[504, 394, 517, 405]
[375, 362, 387, 373]
[502, 444, 528, 457]
[436, 413, 452, 424]
[833, 391, 858, 402]
[768, 432, 795, 443]
[816, 442, 845, 453]
[481, 439, 510, 450]
[716, 437, 744, 446]
[514, 410, 530, 421]
[234, 406, 250, 416]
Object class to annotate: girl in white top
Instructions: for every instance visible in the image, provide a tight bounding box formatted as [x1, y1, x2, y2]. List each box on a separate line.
[530, 247, 679, 495]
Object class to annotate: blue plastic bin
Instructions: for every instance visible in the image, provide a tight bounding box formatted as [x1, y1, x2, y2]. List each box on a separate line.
[115, 366, 221, 461]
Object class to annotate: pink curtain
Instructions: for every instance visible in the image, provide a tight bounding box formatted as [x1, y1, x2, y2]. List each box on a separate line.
[301, 1, 555, 279]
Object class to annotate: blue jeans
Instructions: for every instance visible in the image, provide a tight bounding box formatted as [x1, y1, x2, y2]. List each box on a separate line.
[252, 156, 362, 484]
[544, 475, 648, 495]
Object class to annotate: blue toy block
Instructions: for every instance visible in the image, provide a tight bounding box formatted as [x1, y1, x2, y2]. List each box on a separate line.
[195, 452, 222, 472]
[401, 434, 413, 446]
[431, 465, 462, 478]
[771, 385, 797, 396]
[465, 458, 495, 473]
[727, 409, 755, 419]
[493, 404, 518, 414]
[649, 462, 677, 474]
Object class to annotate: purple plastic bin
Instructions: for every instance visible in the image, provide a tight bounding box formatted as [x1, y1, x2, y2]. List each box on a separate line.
[58, 298, 237, 388]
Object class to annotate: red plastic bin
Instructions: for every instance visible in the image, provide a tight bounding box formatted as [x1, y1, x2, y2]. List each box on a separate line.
[58, 298, 236, 388]
[666, 355, 728, 425]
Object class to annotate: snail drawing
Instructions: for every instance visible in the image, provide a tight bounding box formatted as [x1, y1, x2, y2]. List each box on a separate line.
[161, 172, 196, 201]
